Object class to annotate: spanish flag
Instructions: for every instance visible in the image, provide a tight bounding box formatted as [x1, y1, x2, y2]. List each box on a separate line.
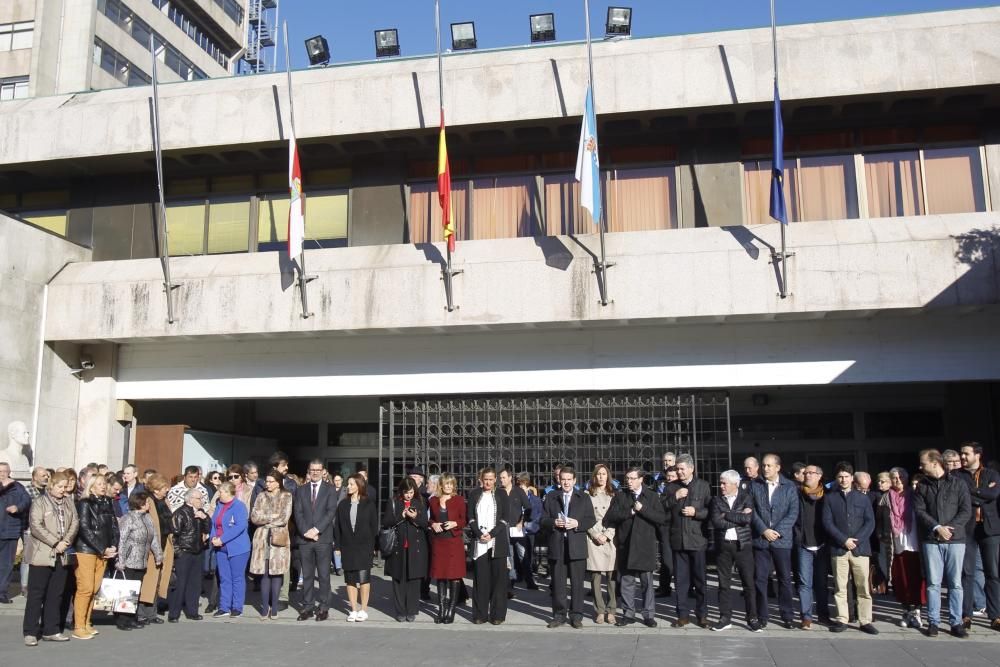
[437, 109, 455, 253]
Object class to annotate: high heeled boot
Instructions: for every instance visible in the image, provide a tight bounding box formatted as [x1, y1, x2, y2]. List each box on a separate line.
[435, 580, 448, 624]
[445, 580, 460, 624]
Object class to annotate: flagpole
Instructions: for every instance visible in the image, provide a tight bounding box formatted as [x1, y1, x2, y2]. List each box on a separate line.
[149, 37, 179, 324]
[584, 0, 610, 306]
[285, 22, 314, 318]
[436, 0, 457, 312]
[771, 0, 789, 299]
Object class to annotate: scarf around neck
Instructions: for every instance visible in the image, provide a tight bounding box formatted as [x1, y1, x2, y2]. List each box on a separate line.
[801, 483, 824, 500]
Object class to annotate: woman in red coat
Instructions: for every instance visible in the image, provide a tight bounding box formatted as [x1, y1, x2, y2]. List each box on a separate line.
[428, 473, 466, 624]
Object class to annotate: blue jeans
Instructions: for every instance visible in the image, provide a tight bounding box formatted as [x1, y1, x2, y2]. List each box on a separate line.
[216, 550, 250, 614]
[922, 542, 965, 627]
[796, 545, 830, 621]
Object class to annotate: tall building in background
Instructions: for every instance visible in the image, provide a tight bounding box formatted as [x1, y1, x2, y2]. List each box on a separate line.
[0, 0, 246, 99]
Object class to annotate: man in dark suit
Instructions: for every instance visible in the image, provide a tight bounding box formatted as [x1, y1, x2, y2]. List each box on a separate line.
[750, 453, 800, 629]
[664, 454, 712, 628]
[604, 465, 666, 627]
[541, 466, 595, 629]
[293, 459, 338, 622]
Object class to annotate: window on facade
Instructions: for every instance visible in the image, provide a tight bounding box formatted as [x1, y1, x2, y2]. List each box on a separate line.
[257, 191, 349, 251]
[0, 22, 33, 51]
[22, 212, 68, 236]
[864, 410, 943, 438]
[471, 175, 539, 239]
[0, 77, 29, 101]
[923, 147, 987, 214]
[93, 38, 150, 86]
[863, 151, 923, 218]
[166, 202, 206, 255]
[606, 166, 678, 232]
[206, 199, 250, 253]
[744, 155, 857, 224]
[408, 181, 470, 244]
[731, 413, 855, 440]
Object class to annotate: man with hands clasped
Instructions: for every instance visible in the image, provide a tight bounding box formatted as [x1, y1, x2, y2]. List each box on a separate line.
[293, 460, 339, 622]
[603, 465, 666, 627]
[541, 466, 595, 628]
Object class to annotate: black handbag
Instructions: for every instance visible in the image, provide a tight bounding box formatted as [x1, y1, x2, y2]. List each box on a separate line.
[378, 500, 405, 557]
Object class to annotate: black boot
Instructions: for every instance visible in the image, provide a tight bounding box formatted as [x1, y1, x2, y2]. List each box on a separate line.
[435, 581, 447, 624]
[445, 580, 460, 624]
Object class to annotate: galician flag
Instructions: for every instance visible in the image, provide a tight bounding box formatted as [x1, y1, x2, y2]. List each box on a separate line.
[575, 84, 602, 226]
[288, 130, 305, 258]
[769, 82, 788, 225]
[438, 109, 455, 253]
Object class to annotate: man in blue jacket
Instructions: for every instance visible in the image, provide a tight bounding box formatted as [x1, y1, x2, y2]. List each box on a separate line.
[0, 462, 31, 603]
[821, 462, 878, 635]
[750, 453, 799, 629]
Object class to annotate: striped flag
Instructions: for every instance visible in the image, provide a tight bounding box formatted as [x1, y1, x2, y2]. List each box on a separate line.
[438, 109, 455, 253]
[575, 84, 602, 226]
[288, 130, 305, 258]
[769, 83, 788, 225]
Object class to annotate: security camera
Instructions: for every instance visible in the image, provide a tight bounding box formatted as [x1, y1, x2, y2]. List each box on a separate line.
[79, 355, 95, 371]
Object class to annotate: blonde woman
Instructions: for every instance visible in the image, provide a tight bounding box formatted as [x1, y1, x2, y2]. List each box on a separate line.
[587, 464, 617, 624]
[428, 473, 467, 624]
[250, 469, 293, 620]
[72, 474, 118, 639]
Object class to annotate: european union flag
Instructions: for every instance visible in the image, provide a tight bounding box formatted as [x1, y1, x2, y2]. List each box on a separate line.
[769, 82, 788, 225]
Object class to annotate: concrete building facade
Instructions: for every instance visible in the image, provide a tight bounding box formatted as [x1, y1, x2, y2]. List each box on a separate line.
[1, 7, 999, 487]
[0, 0, 244, 100]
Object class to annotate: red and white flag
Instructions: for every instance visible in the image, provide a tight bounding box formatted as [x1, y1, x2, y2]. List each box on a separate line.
[288, 130, 305, 259]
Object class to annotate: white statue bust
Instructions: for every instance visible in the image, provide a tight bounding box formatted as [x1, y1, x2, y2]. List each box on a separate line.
[1, 421, 31, 471]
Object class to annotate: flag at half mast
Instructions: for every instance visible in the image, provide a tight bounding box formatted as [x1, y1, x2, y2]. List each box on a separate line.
[288, 129, 305, 258]
[575, 83, 602, 226]
[438, 109, 455, 253]
[769, 82, 788, 225]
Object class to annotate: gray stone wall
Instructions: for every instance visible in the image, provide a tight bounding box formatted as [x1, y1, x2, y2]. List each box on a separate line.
[0, 214, 90, 475]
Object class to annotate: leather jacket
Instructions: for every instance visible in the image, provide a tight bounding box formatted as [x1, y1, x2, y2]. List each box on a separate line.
[171, 504, 210, 554]
[75, 495, 120, 555]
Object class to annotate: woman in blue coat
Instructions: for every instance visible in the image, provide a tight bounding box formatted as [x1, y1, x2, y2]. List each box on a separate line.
[210, 481, 251, 617]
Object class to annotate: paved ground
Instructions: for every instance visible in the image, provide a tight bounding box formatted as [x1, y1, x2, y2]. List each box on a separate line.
[2, 574, 1000, 666]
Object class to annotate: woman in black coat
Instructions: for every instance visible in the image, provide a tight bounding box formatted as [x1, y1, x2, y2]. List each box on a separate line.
[334, 474, 378, 622]
[382, 478, 429, 622]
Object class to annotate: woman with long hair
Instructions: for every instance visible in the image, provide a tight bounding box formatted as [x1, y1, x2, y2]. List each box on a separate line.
[382, 477, 429, 622]
[250, 469, 293, 620]
[22, 469, 79, 645]
[428, 472, 467, 624]
[587, 463, 618, 624]
[72, 473, 118, 639]
[334, 474, 379, 622]
[881, 467, 926, 629]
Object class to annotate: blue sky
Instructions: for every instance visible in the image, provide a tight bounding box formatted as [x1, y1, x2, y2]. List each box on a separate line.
[276, 0, 996, 69]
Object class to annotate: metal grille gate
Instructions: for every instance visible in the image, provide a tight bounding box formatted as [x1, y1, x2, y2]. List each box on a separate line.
[378, 392, 731, 503]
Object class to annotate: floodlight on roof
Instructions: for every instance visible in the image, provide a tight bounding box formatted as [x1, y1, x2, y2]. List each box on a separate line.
[375, 29, 400, 58]
[304, 34, 330, 66]
[451, 22, 477, 50]
[605, 7, 632, 37]
[529, 13, 556, 43]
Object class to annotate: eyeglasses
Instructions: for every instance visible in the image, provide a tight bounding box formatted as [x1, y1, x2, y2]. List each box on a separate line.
[228, 475, 241, 480]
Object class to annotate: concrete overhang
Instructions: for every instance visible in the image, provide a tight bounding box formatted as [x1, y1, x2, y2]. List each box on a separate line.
[1, 7, 999, 173]
[42, 213, 1000, 344]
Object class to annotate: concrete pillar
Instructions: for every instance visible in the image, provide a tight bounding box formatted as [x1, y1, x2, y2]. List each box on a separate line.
[349, 157, 407, 246]
[73, 343, 122, 468]
[676, 139, 745, 228]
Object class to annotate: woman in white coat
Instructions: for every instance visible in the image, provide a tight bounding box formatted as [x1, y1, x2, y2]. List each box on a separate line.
[586, 463, 617, 624]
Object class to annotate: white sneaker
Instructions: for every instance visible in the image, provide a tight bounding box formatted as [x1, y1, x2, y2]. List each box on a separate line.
[357, 610, 368, 622]
[346, 611, 358, 622]
[973, 608, 987, 618]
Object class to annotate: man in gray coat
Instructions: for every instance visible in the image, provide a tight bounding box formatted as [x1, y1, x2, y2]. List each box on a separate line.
[604, 466, 666, 627]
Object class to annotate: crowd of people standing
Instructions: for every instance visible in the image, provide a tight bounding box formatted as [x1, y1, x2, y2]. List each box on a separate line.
[1, 442, 998, 647]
